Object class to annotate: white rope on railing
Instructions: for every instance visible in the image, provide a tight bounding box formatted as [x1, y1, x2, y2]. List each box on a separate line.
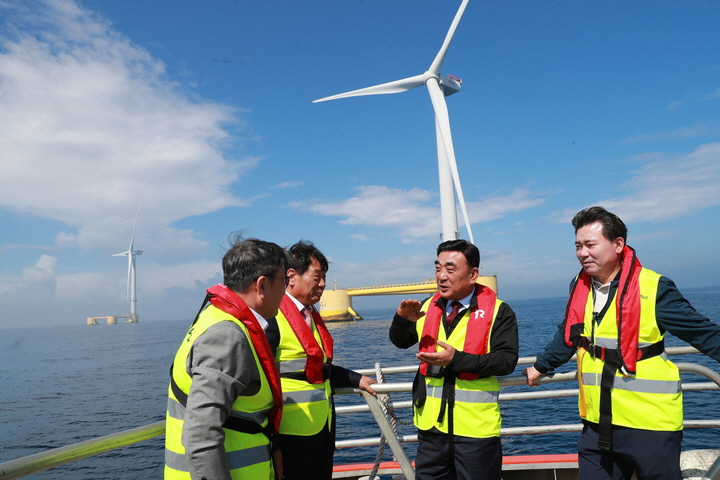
[366, 362, 414, 480]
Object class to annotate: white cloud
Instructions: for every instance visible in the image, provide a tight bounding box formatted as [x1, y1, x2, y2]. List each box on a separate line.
[349, 234, 372, 242]
[328, 252, 436, 289]
[293, 185, 545, 241]
[0, 254, 57, 296]
[0, 0, 256, 253]
[465, 188, 546, 224]
[706, 87, 720, 101]
[549, 143, 720, 225]
[599, 143, 720, 223]
[269, 181, 304, 189]
[623, 123, 720, 144]
[292, 185, 439, 240]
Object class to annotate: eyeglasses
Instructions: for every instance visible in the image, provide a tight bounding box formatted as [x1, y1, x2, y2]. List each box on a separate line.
[265, 274, 289, 287]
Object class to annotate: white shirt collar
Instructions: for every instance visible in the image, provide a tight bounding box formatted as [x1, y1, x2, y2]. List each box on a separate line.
[285, 292, 308, 312]
[591, 277, 612, 292]
[446, 290, 474, 313]
[248, 307, 268, 330]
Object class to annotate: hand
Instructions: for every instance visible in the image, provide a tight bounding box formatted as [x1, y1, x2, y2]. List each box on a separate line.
[359, 375, 377, 395]
[522, 366, 543, 387]
[397, 299, 425, 323]
[416, 340, 455, 367]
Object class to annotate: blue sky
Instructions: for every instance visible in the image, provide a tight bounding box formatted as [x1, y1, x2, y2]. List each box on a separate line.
[1, 0, 719, 328]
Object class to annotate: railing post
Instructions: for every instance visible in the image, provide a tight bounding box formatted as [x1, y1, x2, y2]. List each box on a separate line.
[360, 391, 415, 480]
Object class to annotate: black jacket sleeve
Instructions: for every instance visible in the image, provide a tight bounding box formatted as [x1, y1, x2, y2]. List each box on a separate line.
[329, 364, 362, 389]
[655, 277, 720, 363]
[389, 313, 420, 349]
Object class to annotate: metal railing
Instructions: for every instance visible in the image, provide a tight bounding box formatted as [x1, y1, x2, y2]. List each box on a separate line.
[2, 347, 719, 479]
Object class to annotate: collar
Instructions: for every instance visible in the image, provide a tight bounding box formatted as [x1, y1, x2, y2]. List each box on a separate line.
[591, 270, 621, 294]
[443, 288, 475, 312]
[591, 277, 612, 293]
[249, 307, 268, 330]
[285, 292, 307, 312]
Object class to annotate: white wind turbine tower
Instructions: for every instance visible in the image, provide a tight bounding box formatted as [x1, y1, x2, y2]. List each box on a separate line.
[113, 207, 143, 322]
[314, 0, 474, 244]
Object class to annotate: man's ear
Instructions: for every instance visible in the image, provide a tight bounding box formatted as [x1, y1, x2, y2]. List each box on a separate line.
[287, 268, 298, 287]
[614, 237, 625, 253]
[470, 267, 479, 282]
[255, 274, 269, 296]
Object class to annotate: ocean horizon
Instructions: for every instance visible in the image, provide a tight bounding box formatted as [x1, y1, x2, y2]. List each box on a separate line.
[2, 285, 719, 479]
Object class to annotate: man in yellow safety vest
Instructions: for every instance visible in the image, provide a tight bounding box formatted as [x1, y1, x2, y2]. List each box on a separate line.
[269, 240, 376, 480]
[165, 236, 288, 480]
[390, 239, 519, 480]
[524, 206, 720, 480]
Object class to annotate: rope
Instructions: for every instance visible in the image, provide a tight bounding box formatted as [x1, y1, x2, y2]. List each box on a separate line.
[367, 362, 413, 480]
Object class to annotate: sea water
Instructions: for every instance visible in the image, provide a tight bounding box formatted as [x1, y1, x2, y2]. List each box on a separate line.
[1, 286, 718, 479]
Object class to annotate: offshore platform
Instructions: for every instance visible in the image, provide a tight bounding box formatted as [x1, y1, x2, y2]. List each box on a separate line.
[319, 275, 498, 322]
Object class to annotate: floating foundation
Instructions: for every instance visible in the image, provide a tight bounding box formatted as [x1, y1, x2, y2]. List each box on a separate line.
[86, 314, 138, 325]
[319, 275, 498, 322]
[319, 290, 362, 321]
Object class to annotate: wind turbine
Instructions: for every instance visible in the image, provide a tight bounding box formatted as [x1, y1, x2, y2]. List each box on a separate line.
[314, 0, 474, 244]
[113, 207, 143, 321]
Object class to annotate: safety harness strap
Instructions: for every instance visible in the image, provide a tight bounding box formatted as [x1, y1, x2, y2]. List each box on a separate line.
[588, 339, 665, 451]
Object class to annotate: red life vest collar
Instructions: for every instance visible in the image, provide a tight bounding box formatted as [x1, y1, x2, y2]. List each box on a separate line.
[419, 285, 497, 380]
[207, 284, 283, 433]
[279, 295, 334, 384]
[563, 245, 643, 374]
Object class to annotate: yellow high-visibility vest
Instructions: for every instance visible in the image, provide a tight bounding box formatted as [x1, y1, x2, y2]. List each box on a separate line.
[165, 305, 275, 479]
[414, 297, 504, 438]
[275, 308, 333, 436]
[577, 268, 683, 431]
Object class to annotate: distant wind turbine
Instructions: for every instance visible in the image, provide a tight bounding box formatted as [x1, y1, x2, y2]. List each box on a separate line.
[314, 0, 474, 243]
[113, 206, 143, 319]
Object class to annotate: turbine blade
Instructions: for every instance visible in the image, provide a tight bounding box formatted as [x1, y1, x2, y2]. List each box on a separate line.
[426, 78, 474, 243]
[129, 203, 140, 250]
[313, 74, 425, 103]
[428, 0, 470, 75]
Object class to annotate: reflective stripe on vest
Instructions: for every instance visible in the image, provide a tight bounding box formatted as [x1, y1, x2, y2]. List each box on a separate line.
[278, 358, 308, 373]
[577, 267, 683, 432]
[165, 443, 271, 473]
[425, 384, 500, 403]
[283, 389, 328, 405]
[580, 373, 681, 394]
[167, 397, 272, 426]
[413, 293, 503, 438]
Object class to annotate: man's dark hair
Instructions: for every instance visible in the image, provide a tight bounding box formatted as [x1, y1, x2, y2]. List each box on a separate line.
[571, 206, 627, 242]
[287, 240, 329, 275]
[436, 239, 480, 269]
[222, 235, 288, 292]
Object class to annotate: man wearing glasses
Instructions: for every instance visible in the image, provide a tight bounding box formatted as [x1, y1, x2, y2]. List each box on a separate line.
[165, 236, 288, 480]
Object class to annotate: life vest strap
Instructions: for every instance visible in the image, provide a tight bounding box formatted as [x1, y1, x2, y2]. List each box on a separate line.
[575, 339, 664, 363]
[223, 415, 274, 440]
[584, 339, 665, 451]
[169, 366, 273, 440]
[280, 364, 331, 382]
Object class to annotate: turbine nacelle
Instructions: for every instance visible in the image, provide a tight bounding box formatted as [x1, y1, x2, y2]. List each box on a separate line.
[438, 74, 462, 96]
